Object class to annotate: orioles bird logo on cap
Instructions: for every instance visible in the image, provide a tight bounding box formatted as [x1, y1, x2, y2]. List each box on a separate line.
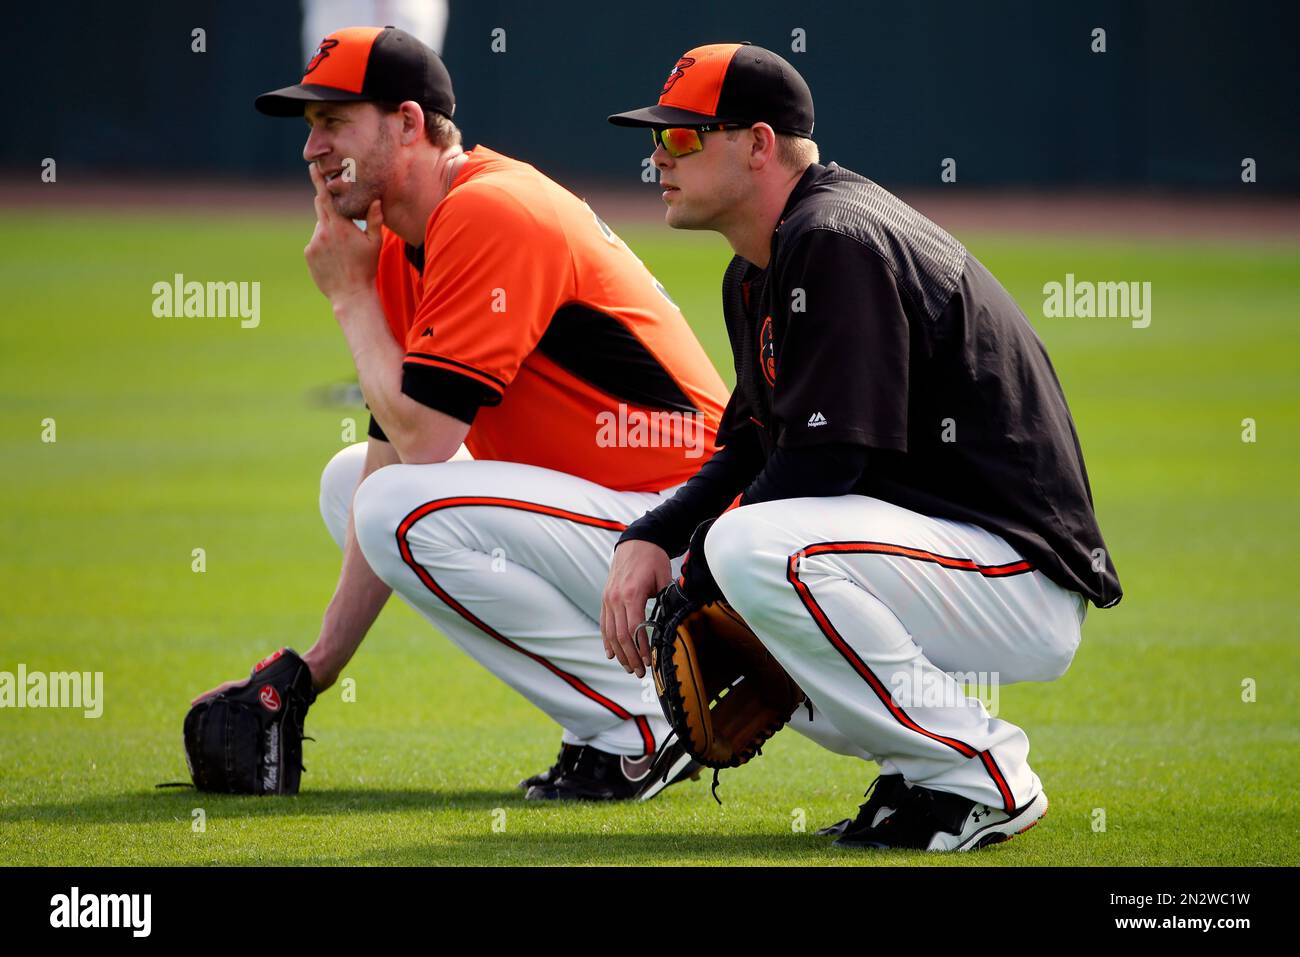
[305, 37, 339, 76]
[661, 56, 696, 94]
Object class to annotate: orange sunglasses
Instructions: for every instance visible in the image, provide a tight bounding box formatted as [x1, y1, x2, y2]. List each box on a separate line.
[650, 124, 744, 158]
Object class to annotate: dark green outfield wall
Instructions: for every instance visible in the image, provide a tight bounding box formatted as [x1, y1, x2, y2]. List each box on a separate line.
[9, 0, 1298, 190]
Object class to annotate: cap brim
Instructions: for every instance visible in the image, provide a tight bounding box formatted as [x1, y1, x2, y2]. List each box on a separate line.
[607, 103, 741, 128]
[254, 83, 373, 117]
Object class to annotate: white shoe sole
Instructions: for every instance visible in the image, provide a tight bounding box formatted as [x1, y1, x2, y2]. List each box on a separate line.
[934, 791, 1050, 852]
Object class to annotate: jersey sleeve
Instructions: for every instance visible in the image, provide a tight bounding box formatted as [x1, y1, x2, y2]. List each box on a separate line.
[401, 183, 572, 423]
[771, 228, 910, 451]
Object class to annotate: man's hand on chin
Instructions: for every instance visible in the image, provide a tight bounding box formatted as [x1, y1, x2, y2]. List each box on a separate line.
[304, 162, 385, 309]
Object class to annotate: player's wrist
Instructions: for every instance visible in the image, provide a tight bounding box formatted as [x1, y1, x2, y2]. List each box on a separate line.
[615, 525, 675, 557]
[300, 646, 340, 692]
[330, 287, 380, 317]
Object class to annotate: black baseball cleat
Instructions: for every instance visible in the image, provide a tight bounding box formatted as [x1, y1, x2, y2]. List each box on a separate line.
[517, 743, 580, 791]
[833, 779, 1049, 851]
[815, 772, 909, 837]
[524, 736, 701, 802]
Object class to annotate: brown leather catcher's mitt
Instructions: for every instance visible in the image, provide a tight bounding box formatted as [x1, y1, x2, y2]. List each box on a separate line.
[646, 581, 804, 797]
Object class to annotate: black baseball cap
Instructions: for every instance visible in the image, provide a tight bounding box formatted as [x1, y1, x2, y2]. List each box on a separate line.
[608, 42, 813, 137]
[255, 26, 455, 119]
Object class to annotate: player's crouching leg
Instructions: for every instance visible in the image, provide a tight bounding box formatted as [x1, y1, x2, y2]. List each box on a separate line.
[700, 503, 823, 671]
[319, 442, 369, 550]
[702, 503, 801, 619]
[320, 442, 475, 556]
[1011, 581, 1086, 683]
[349, 456, 519, 591]
[348, 462, 439, 589]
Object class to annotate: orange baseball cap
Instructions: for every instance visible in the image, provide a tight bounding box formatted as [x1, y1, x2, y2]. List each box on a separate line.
[255, 26, 455, 119]
[609, 42, 813, 137]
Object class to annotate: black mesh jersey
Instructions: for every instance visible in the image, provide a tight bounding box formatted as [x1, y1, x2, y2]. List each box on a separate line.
[717, 162, 1122, 608]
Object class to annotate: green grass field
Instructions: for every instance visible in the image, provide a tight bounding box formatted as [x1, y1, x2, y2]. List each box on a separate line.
[1, 208, 1297, 866]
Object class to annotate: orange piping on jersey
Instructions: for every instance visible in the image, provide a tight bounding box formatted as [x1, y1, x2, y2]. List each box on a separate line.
[404, 353, 507, 395]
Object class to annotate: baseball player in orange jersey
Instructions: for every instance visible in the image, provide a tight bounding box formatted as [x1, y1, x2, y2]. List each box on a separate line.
[603, 43, 1122, 848]
[192, 27, 729, 800]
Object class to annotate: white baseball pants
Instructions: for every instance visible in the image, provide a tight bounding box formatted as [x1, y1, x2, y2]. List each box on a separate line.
[704, 495, 1089, 812]
[320, 443, 677, 757]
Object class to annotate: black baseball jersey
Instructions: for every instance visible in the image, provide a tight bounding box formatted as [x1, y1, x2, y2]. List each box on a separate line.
[717, 162, 1122, 608]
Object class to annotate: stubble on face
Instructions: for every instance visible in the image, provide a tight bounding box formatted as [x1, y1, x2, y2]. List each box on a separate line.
[332, 114, 396, 220]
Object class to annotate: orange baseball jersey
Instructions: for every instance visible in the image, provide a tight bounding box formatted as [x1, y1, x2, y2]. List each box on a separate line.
[371, 145, 728, 492]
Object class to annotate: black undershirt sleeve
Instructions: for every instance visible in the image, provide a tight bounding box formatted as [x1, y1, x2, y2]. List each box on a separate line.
[738, 442, 868, 506]
[616, 426, 765, 557]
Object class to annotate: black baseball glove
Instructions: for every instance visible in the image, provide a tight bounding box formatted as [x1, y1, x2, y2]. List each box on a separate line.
[183, 648, 317, 795]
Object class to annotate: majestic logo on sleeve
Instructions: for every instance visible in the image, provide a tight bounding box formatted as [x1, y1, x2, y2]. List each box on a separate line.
[662, 56, 696, 94]
[304, 38, 339, 76]
[759, 315, 776, 386]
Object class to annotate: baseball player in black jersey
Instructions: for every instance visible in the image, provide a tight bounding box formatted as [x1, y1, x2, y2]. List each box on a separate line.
[602, 42, 1122, 851]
